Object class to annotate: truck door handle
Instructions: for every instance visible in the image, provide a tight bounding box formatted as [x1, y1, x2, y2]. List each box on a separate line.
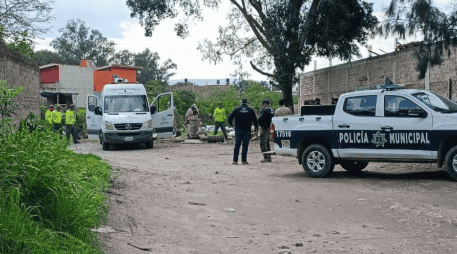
[167, 114, 173, 116]
[381, 126, 394, 131]
[338, 124, 350, 128]
[87, 116, 91, 119]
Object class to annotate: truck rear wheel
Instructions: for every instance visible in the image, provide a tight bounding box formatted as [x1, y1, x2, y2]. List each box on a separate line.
[302, 144, 335, 178]
[340, 161, 369, 173]
[444, 146, 457, 181]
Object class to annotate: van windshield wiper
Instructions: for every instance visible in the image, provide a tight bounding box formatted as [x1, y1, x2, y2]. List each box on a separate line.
[135, 112, 147, 114]
[107, 112, 119, 115]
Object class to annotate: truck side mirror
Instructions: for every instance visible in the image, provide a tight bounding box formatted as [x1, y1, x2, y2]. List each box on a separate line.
[150, 105, 157, 114]
[408, 108, 427, 118]
[95, 106, 102, 116]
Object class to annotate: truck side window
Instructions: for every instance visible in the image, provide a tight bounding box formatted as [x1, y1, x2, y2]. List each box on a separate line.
[343, 95, 377, 117]
[384, 96, 421, 117]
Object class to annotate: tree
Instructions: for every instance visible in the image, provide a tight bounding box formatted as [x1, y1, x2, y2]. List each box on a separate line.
[0, 80, 23, 120]
[0, 26, 35, 60]
[33, 49, 79, 66]
[378, 0, 457, 79]
[126, 0, 378, 113]
[145, 79, 168, 100]
[111, 48, 177, 87]
[50, 19, 116, 67]
[0, 0, 55, 46]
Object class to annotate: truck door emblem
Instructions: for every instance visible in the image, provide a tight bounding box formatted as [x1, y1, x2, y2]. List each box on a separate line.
[161, 116, 166, 121]
[371, 131, 387, 147]
[125, 123, 132, 130]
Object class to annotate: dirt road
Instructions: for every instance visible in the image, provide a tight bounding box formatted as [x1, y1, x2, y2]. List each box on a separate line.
[73, 139, 457, 254]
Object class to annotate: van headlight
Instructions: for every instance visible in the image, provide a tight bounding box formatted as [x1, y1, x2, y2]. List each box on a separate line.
[104, 121, 115, 130]
[143, 120, 153, 129]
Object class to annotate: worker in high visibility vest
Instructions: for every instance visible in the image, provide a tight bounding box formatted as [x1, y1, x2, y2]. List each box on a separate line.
[52, 105, 63, 134]
[45, 105, 54, 124]
[65, 104, 79, 143]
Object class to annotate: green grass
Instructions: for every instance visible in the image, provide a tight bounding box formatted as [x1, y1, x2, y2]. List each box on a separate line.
[0, 118, 112, 253]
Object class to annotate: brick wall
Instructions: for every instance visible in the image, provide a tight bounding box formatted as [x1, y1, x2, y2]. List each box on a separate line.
[168, 83, 230, 97]
[299, 46, 457, 107]
[0, 43, 40, 123]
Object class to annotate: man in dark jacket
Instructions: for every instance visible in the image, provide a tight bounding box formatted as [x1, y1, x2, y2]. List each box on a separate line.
[228, 98, 258, 165]
[257, 99, 275, 162]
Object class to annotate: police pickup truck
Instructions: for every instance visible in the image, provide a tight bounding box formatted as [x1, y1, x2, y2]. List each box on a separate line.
[271, 84, 457, 181]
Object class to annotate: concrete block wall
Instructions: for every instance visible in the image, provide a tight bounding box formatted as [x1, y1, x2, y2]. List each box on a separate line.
[299, 46, 457, 105]
[0, 44, 40, 123]
[57, 65, 94, 108]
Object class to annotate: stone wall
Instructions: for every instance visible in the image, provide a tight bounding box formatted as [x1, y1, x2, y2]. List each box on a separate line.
[0, 43, 40, 123]
[300, 46, 457, 107]
[168, 83, 230, 97]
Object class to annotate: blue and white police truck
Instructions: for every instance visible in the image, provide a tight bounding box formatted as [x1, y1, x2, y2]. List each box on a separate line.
[270, 83, 457, 180]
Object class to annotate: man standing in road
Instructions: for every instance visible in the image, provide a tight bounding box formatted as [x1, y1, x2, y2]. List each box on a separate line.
[274, 99, 291, 117]
[257, 99, 275, 163]
[65, 104, 79, 144]
[213, 103, 228, 140]
[228, 98, 258, 165]
[45, 105, 54, 125]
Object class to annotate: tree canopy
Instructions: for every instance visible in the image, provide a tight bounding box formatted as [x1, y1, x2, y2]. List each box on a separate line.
[126, 0, 378, 112]
[50, 19, 116, 67]
[378, 0, 457, 79]
[112, 48, 177, 86]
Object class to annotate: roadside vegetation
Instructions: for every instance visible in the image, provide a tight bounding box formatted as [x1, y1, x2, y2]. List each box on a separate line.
[0, 80, 113, 253]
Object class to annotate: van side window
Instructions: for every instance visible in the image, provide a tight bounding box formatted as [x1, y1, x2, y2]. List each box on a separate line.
[88, 96, 97, 112]
[343, 95, 377, 117]
[384, 95, 421, 117]
[153, 94, 172, 112]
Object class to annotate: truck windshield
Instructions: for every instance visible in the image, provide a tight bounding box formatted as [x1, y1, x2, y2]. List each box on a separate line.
[104, 95, 148, 113]
[412, 91, 457, 113]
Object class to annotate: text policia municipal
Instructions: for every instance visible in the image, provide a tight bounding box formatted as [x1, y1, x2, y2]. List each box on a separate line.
[339, 131, 430, 144]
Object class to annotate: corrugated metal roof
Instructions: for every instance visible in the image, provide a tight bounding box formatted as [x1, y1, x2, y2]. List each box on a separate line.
[39, 63, 60, 69]
[94, 64, 143, 71]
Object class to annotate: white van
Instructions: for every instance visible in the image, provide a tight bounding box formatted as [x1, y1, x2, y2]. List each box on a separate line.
[86, 83, 175, 150]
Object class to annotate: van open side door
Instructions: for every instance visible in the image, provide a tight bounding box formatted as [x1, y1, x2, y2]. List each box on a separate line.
[86, 94, 102, 135]
[150, 92, 175, 138]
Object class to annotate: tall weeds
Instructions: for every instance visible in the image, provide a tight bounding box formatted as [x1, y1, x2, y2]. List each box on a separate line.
[0, 115, 112, 253]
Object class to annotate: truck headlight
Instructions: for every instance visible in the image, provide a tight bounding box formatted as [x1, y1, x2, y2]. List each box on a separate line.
[143, 120, 153, 129]
[104, 121, 115, 130]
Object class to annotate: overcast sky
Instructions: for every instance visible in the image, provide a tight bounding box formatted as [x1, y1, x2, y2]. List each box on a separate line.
[33, 0, 454, 82]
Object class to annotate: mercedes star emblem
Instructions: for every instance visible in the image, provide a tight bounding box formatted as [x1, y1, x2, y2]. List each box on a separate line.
[125, 123, 132, 130]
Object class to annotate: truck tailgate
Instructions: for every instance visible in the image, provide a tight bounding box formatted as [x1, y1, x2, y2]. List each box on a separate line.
[273, 115, 334, 157]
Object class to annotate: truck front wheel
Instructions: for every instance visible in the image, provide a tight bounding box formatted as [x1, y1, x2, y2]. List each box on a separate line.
[145, 140, 154, 149]
[444, 146, 457, 181]
[102, 137, 110, 151]
[302, 144, 335, 178]
[339, 161, 369, 173]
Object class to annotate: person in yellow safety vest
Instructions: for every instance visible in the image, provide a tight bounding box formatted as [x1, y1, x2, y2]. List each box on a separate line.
[52, 105, 63, 134]
[45, 105, 54, 124]
[65, 104, 79, 143]
[213, 103, 228, 140]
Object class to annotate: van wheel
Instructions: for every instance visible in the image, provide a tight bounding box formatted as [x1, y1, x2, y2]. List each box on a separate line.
[444, 146, 457, 181]
[302, 144, 335, 178]
[340, 161, 369, 173]
[145, 140, 154, 149]
[102, 138, 110, 151]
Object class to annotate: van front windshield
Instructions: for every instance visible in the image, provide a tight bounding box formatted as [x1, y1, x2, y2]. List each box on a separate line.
[104, 95, 148, 113]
